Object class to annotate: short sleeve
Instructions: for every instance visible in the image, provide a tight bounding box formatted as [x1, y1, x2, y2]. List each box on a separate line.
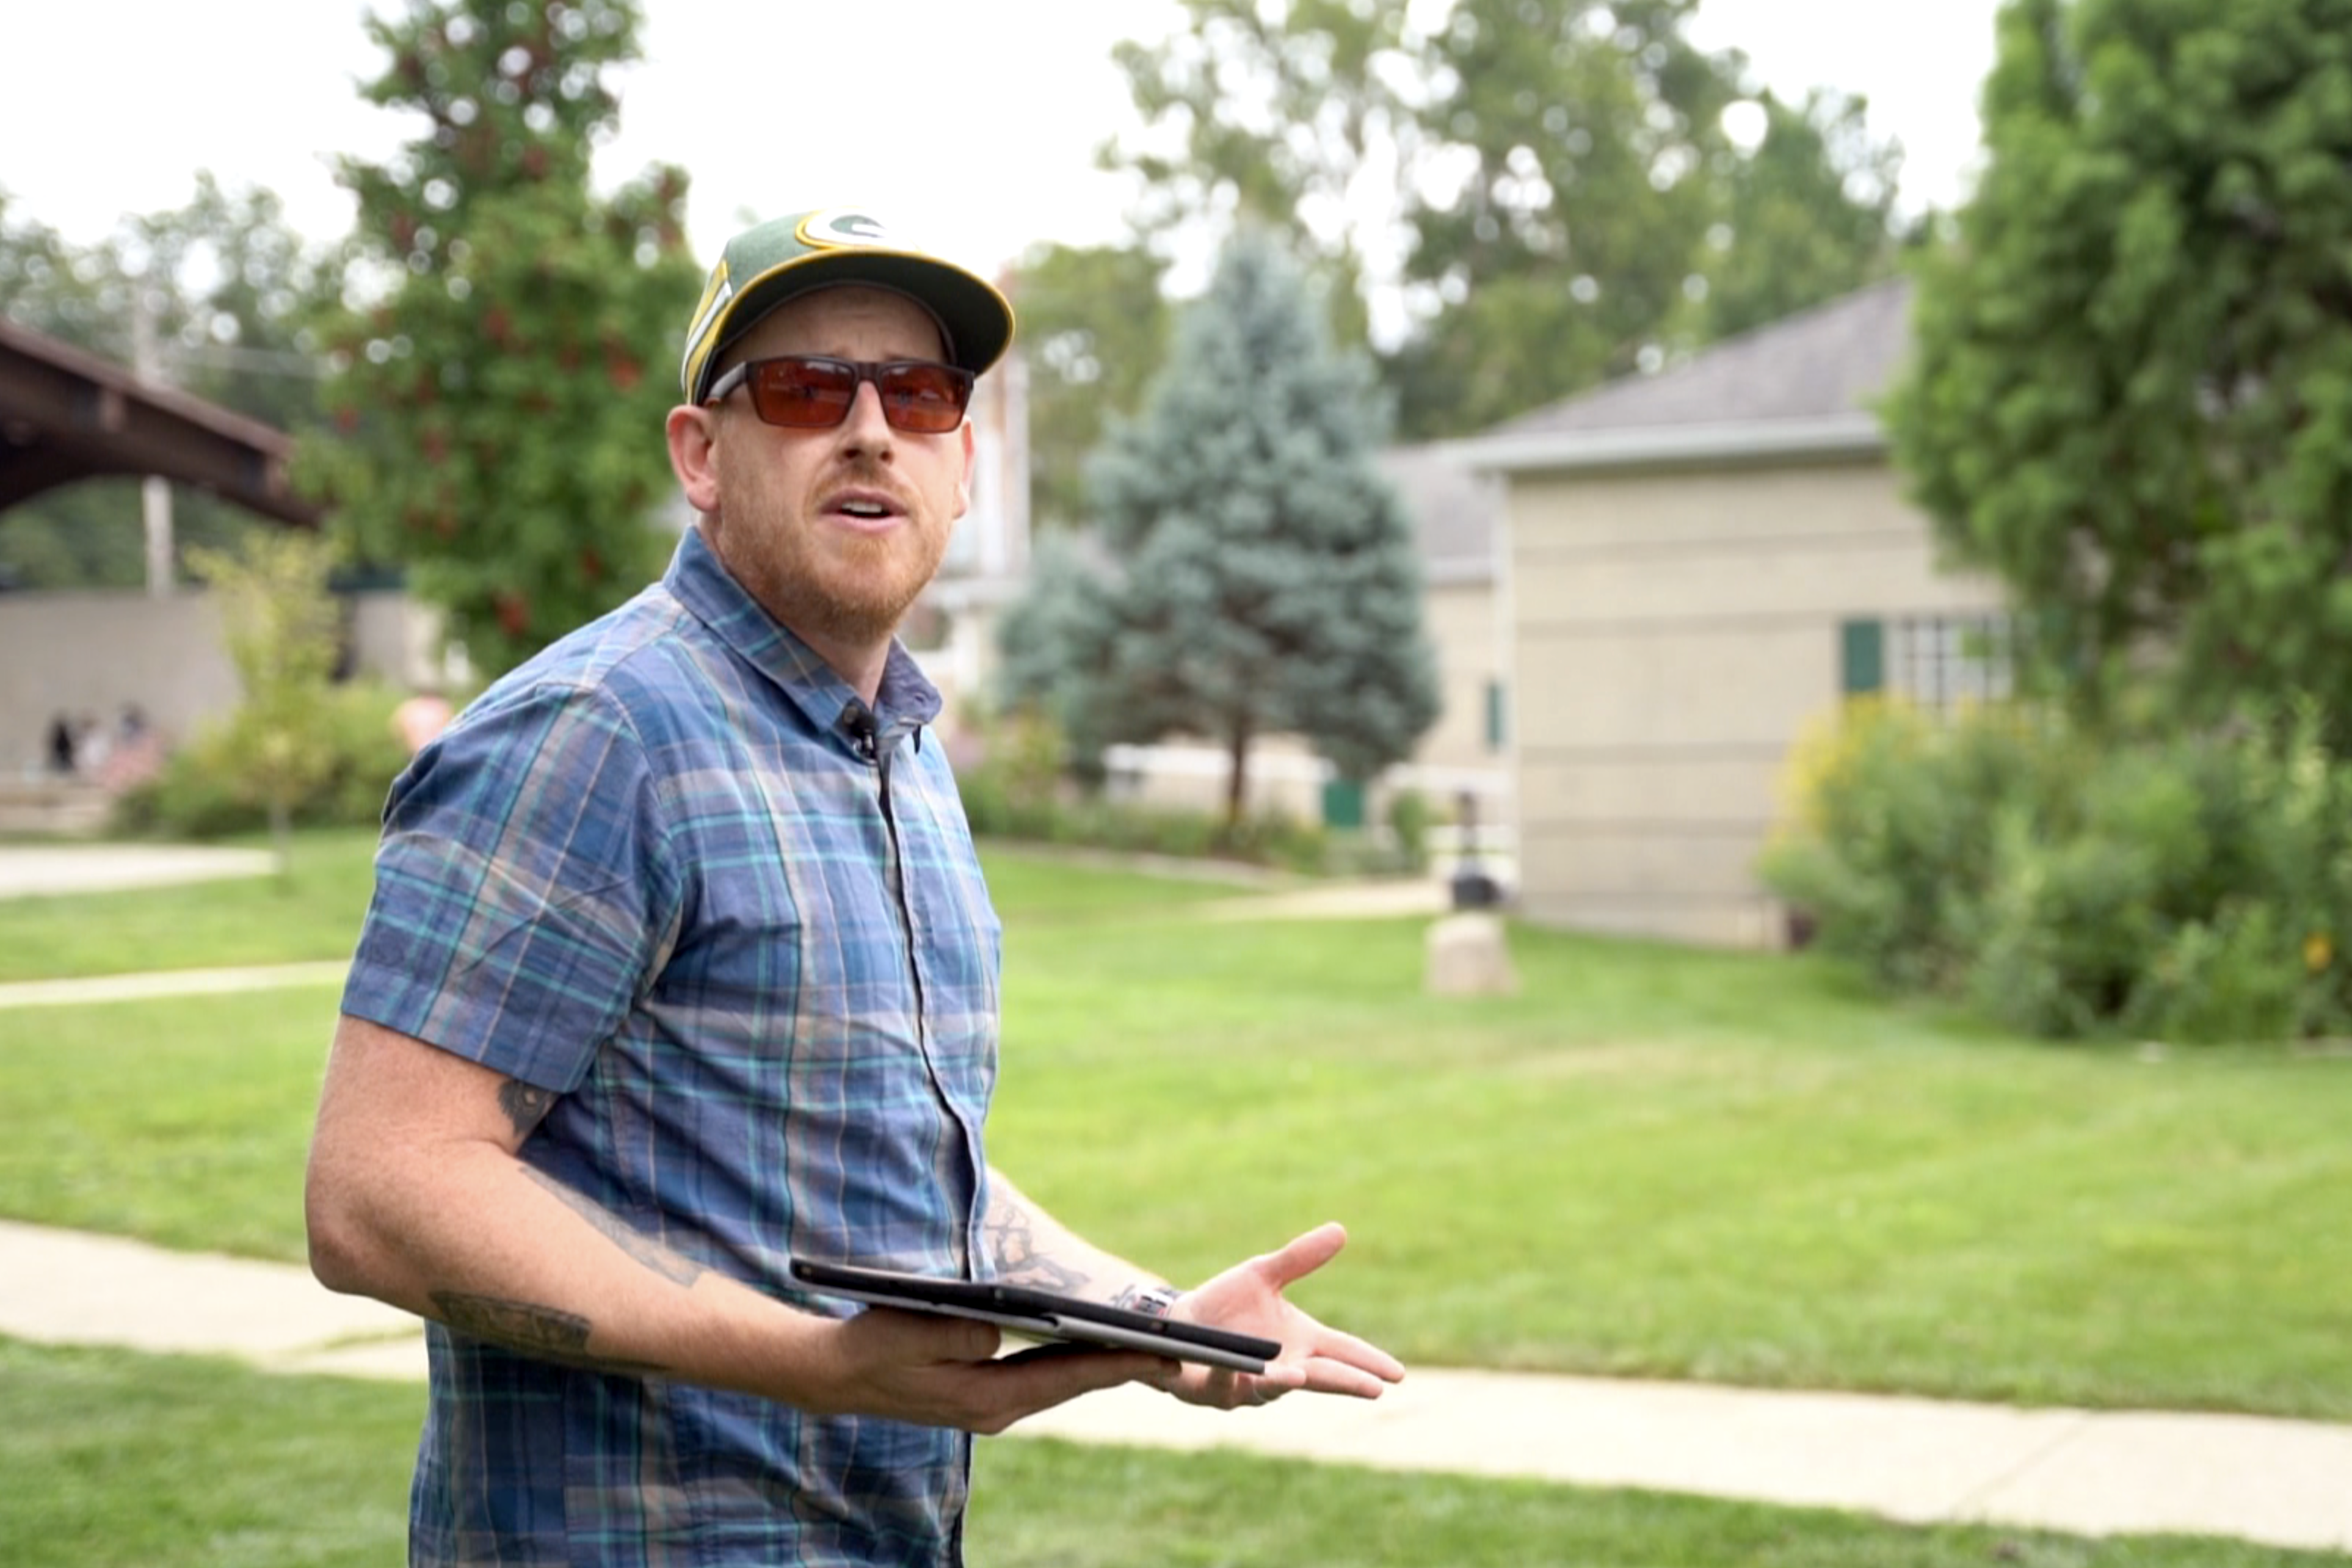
[341, 679, 680, 1092]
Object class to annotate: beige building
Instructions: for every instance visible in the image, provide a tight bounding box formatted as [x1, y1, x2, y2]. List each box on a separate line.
[1459, 280, 2008, 947]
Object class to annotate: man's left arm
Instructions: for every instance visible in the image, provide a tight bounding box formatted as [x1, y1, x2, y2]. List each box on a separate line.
[981, 1169, 1405, 1407]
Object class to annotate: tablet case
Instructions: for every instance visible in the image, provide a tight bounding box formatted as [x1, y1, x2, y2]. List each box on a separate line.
[788, 1257, 1280, 1374]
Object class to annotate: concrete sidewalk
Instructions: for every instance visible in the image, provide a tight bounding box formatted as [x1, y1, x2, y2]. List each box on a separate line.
[0, 843, 275, 899]
[1, 1219, 2345, 1553]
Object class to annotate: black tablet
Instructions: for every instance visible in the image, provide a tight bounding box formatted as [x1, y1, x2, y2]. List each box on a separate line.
[788, 1257, 1280, 1374]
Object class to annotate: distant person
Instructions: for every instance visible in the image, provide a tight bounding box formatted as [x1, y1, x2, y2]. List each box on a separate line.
[96, 703, 164, 792]
[304, 206, 1404, 1566]
[389, 687, 454, 756]
[69, 710, 109, 776]
[44, 713, 75, 777]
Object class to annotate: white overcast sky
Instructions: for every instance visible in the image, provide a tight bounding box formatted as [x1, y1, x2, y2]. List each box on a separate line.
[1, 0, 1999, 288]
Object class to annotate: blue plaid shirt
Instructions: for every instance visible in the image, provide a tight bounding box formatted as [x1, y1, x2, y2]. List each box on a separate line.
[342, 526, 1001, 1566]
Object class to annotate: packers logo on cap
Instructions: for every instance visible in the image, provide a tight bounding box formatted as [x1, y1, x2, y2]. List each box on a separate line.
[797, 208, 890, 248]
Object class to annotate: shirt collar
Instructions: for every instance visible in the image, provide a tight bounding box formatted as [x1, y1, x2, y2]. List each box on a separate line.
[663, 525, 943, 736]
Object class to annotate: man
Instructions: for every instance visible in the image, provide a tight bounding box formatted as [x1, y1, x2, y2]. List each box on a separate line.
[305, 207, 1404, 1566]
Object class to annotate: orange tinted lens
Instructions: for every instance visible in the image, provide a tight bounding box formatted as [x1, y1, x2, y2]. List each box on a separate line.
[875, 363, 971, 432]
[747, 358, 858, 427]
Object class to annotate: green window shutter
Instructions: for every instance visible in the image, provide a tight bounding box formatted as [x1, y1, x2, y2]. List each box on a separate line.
[1320, 777, 1366, 830]
[1484, 680, 1507, 750]
[1840, 619, 1885, 696]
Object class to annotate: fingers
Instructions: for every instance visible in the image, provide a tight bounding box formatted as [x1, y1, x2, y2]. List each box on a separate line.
[855, 1305, 1002, 1364]
[1294, 1354, 1398, 1399]
[980, 1350, 1174, 1431]
[1253, 1221, 1348, 1288]
[1307, 1324, 1406, 1384]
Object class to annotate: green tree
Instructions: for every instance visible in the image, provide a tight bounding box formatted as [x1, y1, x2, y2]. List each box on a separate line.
[186, 530, 346, 874]
[0, 192, 107, 350]
[303, 0, 698, 678]
[1884, 0, 2352, 744]
[1105, 1, 1909, 438]
[1689, 88, 1904, 343]
[0, 179, 337, 589]
[1008, 228, 1439, 825]
[1006, 241, 1172, 529]
[1105, 0, 1404, 347]
[1390, 0, 1739, 432]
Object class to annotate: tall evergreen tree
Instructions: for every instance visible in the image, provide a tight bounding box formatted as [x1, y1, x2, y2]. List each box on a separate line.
[1009, 228, 1438, 825]
[1885, 0, 2352, 742]
[303, 0, 699, 678]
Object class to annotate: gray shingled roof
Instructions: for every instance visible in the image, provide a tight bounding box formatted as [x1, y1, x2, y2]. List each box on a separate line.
[1493, 276, 1915, 437]
[1377, 443, 1503, 582]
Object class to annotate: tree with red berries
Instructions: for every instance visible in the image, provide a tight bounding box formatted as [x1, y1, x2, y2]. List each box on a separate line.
[305, 0, 699, 677]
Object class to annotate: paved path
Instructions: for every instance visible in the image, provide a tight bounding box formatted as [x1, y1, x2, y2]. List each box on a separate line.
[1, 1219, 2345, 1553]
[0, 843, 274, 899]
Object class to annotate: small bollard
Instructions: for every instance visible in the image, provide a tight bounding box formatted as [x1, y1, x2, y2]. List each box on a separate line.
[1426, 911, 1518, 996]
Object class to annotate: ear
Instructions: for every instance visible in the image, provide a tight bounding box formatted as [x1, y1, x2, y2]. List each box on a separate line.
[953, 418, 975, 521]
[666, 404, 723, 515]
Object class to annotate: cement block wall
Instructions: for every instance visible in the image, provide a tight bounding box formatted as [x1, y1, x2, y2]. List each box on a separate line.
[0, 587, 433, 780]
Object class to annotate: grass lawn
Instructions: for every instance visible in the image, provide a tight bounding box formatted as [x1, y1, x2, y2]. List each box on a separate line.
[1, 836, 2348, 1422]
[5, 1337, 2342, 1568]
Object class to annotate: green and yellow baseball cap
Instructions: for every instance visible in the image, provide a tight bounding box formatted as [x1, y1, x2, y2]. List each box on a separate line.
[678, 207, 1015, 403]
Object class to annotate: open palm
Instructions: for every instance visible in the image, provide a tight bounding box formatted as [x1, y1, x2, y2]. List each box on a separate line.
[1169, 1222, 1406, 1408]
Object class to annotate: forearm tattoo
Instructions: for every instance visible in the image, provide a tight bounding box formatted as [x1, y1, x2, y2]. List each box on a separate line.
[498, 1078, 555, 1139]
[984, 1196, 1092, 1293]
[429, 1290, 667, 1376]
[520, 1166, 707, 1288]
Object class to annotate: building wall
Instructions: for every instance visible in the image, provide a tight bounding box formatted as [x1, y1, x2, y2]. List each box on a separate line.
[0, 587, 435, 780]
[1504, 454, 2004, 947]
[0, 590, 239, 777]
[1418, 576, 1506, 780]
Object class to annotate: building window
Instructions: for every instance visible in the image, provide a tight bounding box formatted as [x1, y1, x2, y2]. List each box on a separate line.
[1484, 679, 1507, 751]
[1840, 615, 2011, 711]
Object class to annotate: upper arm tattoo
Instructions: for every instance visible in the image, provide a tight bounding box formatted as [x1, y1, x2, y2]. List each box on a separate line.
[984, 1193, 1092, 1294]
[498, 1078, 556, 1139]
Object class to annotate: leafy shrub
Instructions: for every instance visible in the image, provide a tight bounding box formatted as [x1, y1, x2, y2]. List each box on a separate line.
[956, 713, 1331, 874]
[1765, 697, 2352, 1044]
[113, 680, 413, 840]
[1761, 700, 2053, 993]
[1385, 788, 1433, 874]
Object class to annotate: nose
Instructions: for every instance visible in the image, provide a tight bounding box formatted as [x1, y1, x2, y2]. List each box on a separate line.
[836, 377, 896, 457]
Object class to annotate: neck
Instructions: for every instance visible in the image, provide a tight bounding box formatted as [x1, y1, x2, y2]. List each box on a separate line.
[791, 625, 891, 708]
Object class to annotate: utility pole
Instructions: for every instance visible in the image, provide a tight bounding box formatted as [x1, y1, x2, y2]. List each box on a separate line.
[131, 283, 175, 599]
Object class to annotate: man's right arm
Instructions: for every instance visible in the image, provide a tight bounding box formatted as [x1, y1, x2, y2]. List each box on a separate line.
[303, 1012, 1166, 1429]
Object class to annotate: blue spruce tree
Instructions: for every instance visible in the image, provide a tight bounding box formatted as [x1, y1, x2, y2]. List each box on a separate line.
[1015, 226, 1439, 829]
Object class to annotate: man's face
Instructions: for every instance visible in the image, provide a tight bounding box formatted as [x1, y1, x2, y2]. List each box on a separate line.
[696, 284, 973, 656]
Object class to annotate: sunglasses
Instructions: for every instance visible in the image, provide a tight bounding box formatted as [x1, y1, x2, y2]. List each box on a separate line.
[704, 355, 976, 435]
